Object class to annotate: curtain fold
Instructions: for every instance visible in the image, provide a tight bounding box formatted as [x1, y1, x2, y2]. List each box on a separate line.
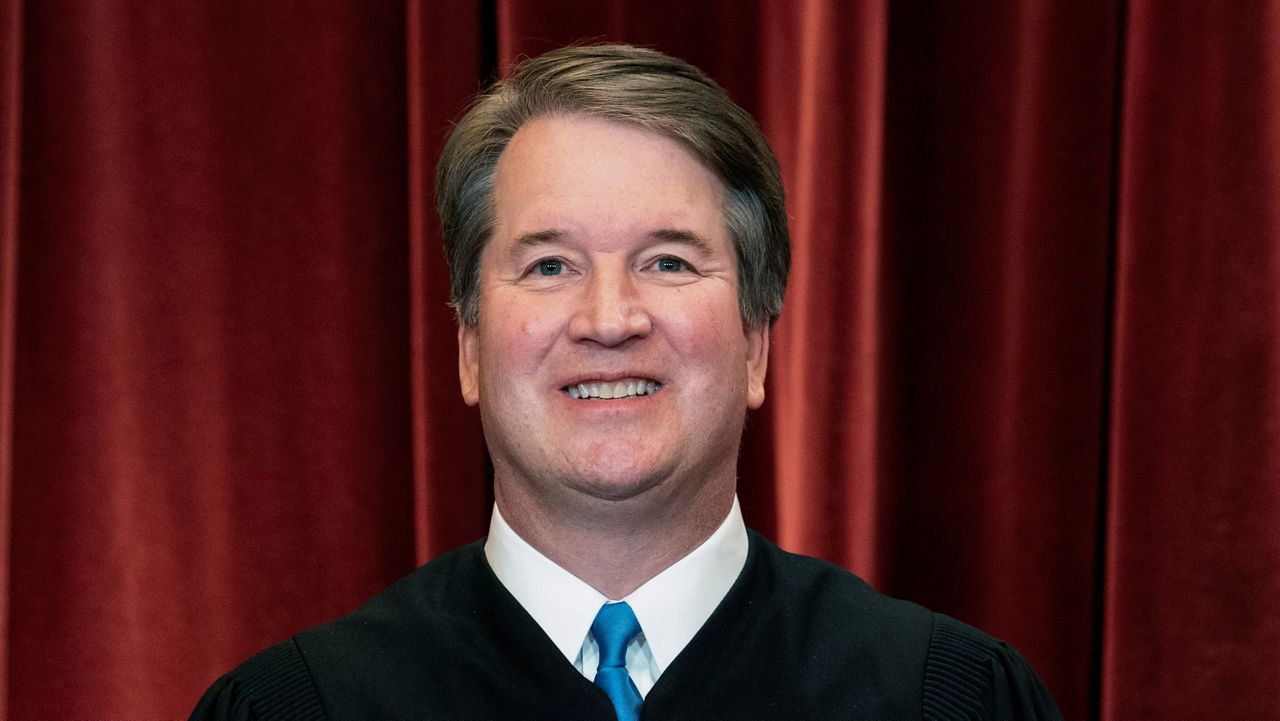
[1104, 2, 1280, 716]
[0, 0, 21, 714]
[9, 3, 419, 716]
[407, 0, 490, 566]
[872, 7, 1121, 718]
[2, 2, 1277, 719]
[757, 0, 889, 590]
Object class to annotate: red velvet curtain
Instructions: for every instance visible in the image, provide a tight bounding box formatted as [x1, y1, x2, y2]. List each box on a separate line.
[2, 1, 1277, 718]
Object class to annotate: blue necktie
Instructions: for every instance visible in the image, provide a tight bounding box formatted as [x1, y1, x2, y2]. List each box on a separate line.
[591, 602, 644, 721]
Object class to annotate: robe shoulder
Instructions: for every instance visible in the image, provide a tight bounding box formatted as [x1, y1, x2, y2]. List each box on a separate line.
[189, 638, 324, 721]
[922, 613, 1063, 720]
[188, 542, 488, 721]
[749, 535, 1062, 720]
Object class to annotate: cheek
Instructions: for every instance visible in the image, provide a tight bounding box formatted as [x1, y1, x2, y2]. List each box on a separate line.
[663, 296, 749, 372]
[513, 300, 565, 346]
[479, 294, 560, 374]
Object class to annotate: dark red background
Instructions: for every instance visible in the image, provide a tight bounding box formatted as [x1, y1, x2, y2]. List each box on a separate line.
[2, 1, 1277, 719]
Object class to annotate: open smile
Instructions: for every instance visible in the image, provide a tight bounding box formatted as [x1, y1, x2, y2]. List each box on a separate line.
[562, 378, 663, 400]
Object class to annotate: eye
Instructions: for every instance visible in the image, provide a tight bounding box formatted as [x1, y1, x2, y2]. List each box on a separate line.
[654, 256, 688, 273]
[535, 259, 564, 276]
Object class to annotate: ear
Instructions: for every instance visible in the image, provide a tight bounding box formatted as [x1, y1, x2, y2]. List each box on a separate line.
[458, 324, 481, 406]
[744, 321, 769, 409]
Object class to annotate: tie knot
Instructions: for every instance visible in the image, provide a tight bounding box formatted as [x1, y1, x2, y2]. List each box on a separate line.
[591, 602, 642, 668]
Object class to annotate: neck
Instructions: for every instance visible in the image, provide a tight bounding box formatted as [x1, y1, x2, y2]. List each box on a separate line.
[494, 474, 735, 599]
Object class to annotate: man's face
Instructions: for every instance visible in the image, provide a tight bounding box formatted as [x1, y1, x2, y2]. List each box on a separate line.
[459, 114, 768, 509]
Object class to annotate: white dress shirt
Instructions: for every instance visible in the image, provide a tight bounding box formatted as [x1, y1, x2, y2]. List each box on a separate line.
[483, 497, 748, 697]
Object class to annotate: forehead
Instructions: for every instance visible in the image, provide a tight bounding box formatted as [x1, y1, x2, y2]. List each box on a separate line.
[489, 114, 728, 250]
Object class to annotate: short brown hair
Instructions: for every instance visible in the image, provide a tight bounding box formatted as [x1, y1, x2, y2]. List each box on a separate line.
[436, 43, 790, 328]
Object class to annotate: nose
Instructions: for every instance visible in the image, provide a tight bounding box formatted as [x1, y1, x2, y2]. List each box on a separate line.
[568, 265, 652, 346]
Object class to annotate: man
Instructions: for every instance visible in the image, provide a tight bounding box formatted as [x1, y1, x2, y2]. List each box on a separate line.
[193, 44, 1061, 720]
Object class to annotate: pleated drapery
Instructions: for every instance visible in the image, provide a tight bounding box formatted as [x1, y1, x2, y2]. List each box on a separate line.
[2, 2, 1277, 719]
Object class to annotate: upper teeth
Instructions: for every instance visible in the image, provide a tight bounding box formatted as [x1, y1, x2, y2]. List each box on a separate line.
[566, 378, 661, 400]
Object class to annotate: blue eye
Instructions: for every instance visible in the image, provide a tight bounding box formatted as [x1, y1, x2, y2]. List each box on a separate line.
[536, 259, 564, 276]
[655, 257, 686, 272]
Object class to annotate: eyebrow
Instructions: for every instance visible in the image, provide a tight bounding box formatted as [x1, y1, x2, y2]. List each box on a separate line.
[647, 228, 715, 257]
[512, 229, 564, 249]
[506, 229, 564, 263]
[505, 227, 715, 259]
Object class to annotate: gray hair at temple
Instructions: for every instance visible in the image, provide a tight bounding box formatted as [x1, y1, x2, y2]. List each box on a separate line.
[435, 43, 790, 329]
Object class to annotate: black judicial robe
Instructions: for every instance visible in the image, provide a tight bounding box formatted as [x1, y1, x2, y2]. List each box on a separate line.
[191, 531, 1062, 720]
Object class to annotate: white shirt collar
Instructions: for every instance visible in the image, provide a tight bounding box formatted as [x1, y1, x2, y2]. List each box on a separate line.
[484, 497, 748, 674]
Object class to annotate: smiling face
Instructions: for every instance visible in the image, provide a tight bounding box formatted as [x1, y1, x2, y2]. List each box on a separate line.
[459, 114, 768, 516]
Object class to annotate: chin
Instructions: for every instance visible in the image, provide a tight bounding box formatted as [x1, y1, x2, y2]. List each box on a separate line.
[562, 460, 672, 503]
